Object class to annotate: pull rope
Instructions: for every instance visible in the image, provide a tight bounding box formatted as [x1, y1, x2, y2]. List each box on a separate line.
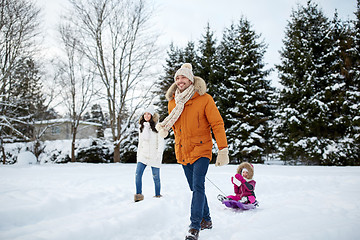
[205, 176, 227, 196]
[185, 161, 228, 196]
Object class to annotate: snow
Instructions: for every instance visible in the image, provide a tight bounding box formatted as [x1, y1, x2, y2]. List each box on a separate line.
[1, 163, 360, 240]
[289, 115, 301, 124]
[4, 139, 114, 164]
[16, 152, 37, 165]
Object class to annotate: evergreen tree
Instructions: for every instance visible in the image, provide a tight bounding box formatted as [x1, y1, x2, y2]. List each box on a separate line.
[85, 104, 106, 138]
[90, 104, 105, 124]
[321, 11, 359, 165]
[120, 119, 138, 163]
[217, 17, 274, 163]
[182, 41, 199, 69]
[275, 1, 353, 165]
[6, 57, 48, 139]
[345, 0, 360, 165]
[196, 23, 225, 160]
[154, 43, 183, 120]
[197, 23, 220, 103]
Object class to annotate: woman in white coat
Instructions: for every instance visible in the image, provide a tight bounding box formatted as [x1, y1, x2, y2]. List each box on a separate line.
[134, 106, 164, 202]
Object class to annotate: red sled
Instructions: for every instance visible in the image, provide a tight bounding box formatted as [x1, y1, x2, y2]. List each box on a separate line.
[222, 199, 259, 210]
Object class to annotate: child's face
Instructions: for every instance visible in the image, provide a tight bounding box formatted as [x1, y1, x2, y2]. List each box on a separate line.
[242, 170, 249, 178]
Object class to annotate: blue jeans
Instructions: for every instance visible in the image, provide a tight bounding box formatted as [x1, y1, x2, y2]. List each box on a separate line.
[182, 157, 211, 230]
[135, 162, 161, 196]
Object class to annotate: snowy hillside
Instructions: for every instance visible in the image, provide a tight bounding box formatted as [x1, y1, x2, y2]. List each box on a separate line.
[1, 163, 359, 240]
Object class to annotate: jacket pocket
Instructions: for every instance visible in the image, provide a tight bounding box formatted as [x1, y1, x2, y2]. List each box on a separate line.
[190, 135, 212, 158]
[190, 135, 211, 146]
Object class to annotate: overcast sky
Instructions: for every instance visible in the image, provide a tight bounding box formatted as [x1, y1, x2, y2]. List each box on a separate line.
[37, 0, 357, 87]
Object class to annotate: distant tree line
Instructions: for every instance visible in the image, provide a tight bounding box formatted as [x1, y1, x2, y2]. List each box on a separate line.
[1, 0, 359, 166]
[154, 0, 360, 166]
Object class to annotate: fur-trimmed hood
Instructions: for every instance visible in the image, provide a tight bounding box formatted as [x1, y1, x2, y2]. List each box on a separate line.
[165, 76, 207, 101]
[138, 112, 159, 124]
[237, 162, 254, 180]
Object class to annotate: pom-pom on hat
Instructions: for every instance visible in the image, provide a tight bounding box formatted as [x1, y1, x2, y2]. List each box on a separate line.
[174, 63, 194, 83]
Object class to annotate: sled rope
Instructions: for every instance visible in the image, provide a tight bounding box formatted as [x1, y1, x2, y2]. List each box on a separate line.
[186, 164, 228, 196]
[205, 176, 227, 196]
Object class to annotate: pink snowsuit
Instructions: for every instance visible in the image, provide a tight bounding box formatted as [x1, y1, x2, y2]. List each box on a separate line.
[227, 174, 256, 203]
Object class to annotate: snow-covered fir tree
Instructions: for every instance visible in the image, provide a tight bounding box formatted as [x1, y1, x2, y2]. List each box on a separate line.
[323, 11, 359, 165]
[83, 104, 106, 138]
[345, 0, 360, 165]
[275, 0, 358, 165]
[4, 57, 48, 140]
[182, 41, 199, 69]
[119, 119, 138, 163]
[217, 17, 274, 163]
[83, 104, 106, 125]
[196, 23, 220, 103]
[153, 43, 181, 120]
[276, 1, 332, 164]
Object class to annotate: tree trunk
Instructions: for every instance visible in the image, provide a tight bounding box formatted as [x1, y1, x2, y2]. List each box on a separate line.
[1, 138, 5, 164]
[113, 143, 120, 163]
[71, 126, 77, 162]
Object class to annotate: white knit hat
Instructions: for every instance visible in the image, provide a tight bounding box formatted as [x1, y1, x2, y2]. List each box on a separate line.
[144, 105, 155, 115]
[174, 63, 194, 83]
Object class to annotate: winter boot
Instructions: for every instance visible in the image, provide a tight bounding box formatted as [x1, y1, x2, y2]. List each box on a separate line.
[217, 194, 229, 202]
[134, 194, 144, 202]
[200, 219, 212, 230]
[185, 228, 199, 240]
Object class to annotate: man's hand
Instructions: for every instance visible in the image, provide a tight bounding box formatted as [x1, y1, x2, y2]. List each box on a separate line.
[215, 147, 229, 166]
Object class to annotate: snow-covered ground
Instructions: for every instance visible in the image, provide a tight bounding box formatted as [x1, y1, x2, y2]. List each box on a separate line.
[1, 163, 359, 240]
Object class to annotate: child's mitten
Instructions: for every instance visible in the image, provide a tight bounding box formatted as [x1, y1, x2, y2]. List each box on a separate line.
[231, 174, 243, 187]
[234, 173, 246, 185]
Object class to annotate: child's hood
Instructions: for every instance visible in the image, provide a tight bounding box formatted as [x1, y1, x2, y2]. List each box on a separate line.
[237, 162, 254, 180]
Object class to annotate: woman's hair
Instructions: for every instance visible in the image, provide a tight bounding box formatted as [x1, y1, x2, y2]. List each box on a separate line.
[140, 115, 158, 133]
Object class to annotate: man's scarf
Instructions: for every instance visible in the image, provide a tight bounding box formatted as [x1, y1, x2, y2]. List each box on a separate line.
[156, 85, 195, 138]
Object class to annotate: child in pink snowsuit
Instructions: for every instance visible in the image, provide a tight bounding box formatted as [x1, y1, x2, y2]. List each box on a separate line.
[227, 162, 256, 204]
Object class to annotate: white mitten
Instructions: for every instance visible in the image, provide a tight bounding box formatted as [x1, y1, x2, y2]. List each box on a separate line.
[158, 128, 168, 138]
[215, 147, 229, 167]
[156, 123, 168, 138]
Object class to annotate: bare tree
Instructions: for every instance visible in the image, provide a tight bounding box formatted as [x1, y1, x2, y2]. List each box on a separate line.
[57, 24, 97, 162]
[64, 0, 160, 162]
[0, 0, 41, 163]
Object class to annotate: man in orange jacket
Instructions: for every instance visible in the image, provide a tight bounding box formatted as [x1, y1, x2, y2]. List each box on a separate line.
[156, 63, 229, 240]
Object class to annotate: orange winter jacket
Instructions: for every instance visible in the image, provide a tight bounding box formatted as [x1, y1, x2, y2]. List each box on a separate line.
[166, 76, 228, 165]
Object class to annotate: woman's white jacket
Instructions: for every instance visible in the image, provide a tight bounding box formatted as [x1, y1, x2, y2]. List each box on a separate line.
[137, 114, 164, 168]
